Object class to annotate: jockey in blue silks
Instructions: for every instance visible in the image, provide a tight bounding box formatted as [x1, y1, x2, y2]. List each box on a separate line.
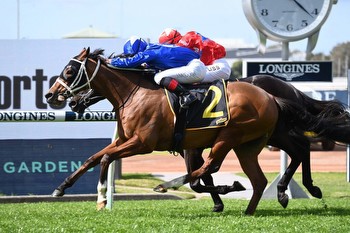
[107, 36, 206, 108]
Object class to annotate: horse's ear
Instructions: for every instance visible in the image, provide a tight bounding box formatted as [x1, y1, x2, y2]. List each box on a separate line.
[86, 47, 90, 55]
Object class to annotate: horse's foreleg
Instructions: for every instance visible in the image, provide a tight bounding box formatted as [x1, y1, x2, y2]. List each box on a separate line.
[97, 154, 111, 210]
[52, 139, 122, 197]
[52, 152, 105, 197]
[95, 135, 153, 210]
[186, 141, 231, 189]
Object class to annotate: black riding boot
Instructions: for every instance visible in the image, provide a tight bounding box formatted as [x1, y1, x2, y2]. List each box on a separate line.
[160, 77, 197, 109]
[179, 91, 197, 109]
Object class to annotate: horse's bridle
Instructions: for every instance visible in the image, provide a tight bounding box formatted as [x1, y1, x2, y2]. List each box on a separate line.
[55, 54, 143, 111]
[56, 57, 101, 98]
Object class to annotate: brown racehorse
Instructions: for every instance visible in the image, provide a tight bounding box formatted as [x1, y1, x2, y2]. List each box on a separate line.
[45, 48, 337, 215]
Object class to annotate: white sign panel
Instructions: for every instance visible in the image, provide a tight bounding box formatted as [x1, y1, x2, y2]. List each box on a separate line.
[0, 39, 125, 139]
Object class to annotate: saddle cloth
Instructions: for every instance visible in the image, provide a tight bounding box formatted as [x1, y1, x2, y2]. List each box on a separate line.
[165, 79, 230, 130]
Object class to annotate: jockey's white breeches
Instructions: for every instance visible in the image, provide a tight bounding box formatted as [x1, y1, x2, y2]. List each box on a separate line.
[201, 58, 231, 83]
[154, 59, 206, 84]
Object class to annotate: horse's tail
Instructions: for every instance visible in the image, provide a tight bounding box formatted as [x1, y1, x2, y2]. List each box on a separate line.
[294, 87, 347, 118]
[274, 97, 350, 144]
[240, 74, 347, 119]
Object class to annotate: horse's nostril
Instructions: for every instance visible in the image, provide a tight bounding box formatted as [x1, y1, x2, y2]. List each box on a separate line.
[45, 93, 53, 99]
[69, 101, 77, 107]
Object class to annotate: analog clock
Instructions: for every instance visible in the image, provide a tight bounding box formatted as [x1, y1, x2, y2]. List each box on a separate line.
[242, 0, 337, 42]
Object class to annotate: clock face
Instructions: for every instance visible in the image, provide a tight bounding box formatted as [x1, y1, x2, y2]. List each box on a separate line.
[244, 0, 333, 41]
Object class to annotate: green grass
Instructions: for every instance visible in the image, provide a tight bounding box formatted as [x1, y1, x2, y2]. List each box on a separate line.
[1, 199, 350, 232]
[1, 173, 350, 233]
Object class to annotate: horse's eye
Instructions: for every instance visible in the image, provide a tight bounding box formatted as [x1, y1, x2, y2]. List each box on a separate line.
[66, 68, 74, 75]
[63, 65, 76, 79]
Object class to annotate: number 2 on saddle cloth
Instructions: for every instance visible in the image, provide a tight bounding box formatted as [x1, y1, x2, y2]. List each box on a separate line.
[164, 79, 230, 151]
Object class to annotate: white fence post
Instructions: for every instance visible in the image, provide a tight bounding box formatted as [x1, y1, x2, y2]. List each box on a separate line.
[106, 122, 118, 210]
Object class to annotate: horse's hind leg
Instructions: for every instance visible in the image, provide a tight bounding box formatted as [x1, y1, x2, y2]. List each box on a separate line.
[270, 133, 322, 207]
[184, 149, 224, 212]
[276, 158, 300, 208]
[234, 139, 268, 215]
[237, 154, 267, 215]
[301, 149, 322, 198]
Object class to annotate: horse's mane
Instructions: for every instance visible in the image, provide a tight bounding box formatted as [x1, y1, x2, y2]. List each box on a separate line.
[88, 48, 157, 81]
[89, 48, 105, 60]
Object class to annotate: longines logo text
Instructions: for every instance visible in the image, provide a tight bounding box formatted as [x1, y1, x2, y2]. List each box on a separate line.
[259, 63, 320, 81]
[0, 111, 116, 122]
[65, 111, 116, 121]
[246, 61, 332, 82]
[0, 111, 56, 121]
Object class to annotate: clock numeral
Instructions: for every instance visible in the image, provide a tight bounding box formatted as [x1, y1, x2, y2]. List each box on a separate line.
[301, 20, 308, 27]
[286, 24, 293, 31]
[272, 20, 278, 27]
[260, 9, 268, 16]
[311, 8, 319, 15]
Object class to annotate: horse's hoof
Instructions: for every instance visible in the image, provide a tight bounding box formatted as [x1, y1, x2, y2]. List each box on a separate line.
[278, 193, 289, 208]
[52, 189, 64, 197]
[311, 186, 322, 199]
[153, 185, 168, 193]
[244, 210, 255, 216]
[96, 201, 107, 211]
[212, 204, 224, 212]
[233, 181, 246, 191]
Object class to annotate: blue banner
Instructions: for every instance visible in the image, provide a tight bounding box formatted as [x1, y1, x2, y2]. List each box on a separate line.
[0, 138, 110, 195]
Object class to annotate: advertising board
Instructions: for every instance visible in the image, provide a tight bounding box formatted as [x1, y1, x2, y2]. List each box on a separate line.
[0, 138, 110, 195]
[0, 39, 124, 194]
[244, 61, 332, 82]
[0, 39, 124, 139]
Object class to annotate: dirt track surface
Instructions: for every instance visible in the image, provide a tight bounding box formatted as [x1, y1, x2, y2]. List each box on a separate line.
[121, 144, 347, 173]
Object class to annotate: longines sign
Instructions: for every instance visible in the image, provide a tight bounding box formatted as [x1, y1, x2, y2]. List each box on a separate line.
[246, 61, 332, 82]
[0, 111, 116, 122]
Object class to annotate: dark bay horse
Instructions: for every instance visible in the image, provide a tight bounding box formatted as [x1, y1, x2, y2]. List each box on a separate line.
[69, 74, 348, 211]
[45, 48, 345, 215]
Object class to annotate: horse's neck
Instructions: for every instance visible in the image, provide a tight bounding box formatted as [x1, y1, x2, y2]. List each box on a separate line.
[91, 64, 156, 110]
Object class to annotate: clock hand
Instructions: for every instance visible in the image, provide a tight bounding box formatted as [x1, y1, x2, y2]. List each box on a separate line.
[292, 0, 314, 18]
